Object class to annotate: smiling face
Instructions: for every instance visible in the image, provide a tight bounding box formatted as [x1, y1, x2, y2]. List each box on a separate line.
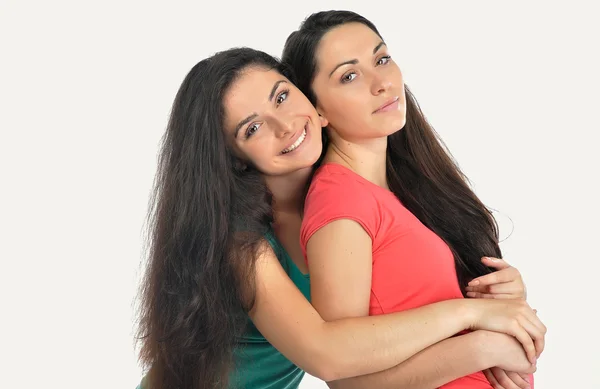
[222, 66, 328, 176]
[311, 22, 407, 141]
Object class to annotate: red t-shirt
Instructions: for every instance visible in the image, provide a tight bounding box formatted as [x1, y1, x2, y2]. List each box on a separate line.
[301, 163, 497, 388]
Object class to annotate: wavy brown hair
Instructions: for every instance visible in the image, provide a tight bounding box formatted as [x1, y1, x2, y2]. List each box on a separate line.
[136, 48, 294, 389]
[282, 10, 500, 290]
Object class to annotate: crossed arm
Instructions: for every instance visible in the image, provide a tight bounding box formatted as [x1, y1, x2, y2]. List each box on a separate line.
[249, 229, 538, 388]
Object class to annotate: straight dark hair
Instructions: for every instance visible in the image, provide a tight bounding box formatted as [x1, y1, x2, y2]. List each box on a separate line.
[136, 48, 294, 389]
[282, 10, 500, 290]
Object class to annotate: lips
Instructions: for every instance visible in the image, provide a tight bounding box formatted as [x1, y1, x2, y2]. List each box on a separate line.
[374, 96, 399, 113]
[280, 122, 308, 154]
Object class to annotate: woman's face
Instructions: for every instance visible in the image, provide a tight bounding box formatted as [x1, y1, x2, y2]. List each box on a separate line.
[223, 66, 327, 176]
[311, 22, 406, 141]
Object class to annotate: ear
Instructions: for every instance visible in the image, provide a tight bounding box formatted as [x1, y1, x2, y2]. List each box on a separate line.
[318, 113, 329, 128]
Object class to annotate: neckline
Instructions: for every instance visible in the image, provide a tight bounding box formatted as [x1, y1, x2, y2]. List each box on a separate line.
[266, 227, 310, 278]
[282, 248, 310, 278]
[320, 162, 394, 196]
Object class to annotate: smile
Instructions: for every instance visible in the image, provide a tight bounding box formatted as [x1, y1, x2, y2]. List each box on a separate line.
[281, 124, 308, 154]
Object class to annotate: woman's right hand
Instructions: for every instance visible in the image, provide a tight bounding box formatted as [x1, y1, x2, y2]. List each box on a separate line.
[464, 299, 546, 364]
[478, 330, 536, 389]
[482, 330, 537, 372]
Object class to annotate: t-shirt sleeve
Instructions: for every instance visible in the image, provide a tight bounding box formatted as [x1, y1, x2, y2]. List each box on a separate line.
[300, 169, 380, 257]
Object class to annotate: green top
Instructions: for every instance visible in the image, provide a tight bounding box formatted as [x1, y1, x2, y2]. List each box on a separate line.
[136, 230, 311, 389]
[229, 229, 311, 389]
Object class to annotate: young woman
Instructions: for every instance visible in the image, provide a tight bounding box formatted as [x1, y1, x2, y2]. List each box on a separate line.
[283, 10, 546, 389]
[136, 47, 544, 389]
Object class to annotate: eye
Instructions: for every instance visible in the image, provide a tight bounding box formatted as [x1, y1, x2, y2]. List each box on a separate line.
[276, 90, 289, 105]
[341, 72, 357, 83]
[377, 55, 392, 66]
[245, 123, 261, 138]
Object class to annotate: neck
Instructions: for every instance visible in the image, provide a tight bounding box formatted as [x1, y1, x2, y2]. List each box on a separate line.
[324, 129, 389, 188]
[264, 166, 312, 215]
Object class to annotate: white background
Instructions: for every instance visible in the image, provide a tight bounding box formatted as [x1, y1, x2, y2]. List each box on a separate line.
[1, 1, 599, 388]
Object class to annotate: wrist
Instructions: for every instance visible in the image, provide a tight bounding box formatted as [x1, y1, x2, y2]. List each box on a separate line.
[456, 299, 477, 331]
[471, 330, 500, 370]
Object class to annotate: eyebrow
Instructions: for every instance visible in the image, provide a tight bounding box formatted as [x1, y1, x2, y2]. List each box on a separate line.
[269, 80, 287, 101]
[234, 113, 258, 138]
[328, 41, 387, 78]
[233, 79, 288, 138]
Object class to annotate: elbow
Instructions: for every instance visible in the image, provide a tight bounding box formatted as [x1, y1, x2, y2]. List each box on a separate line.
[306, 363, 342, 383]
[302, 341, 348, 382]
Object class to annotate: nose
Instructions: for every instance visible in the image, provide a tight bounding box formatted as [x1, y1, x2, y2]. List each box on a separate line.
[272, 114, 303, 139]
[272, 118, 293, 138]
[371, 72, 392, 96]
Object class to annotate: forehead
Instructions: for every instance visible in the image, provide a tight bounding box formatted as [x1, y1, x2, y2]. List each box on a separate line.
[317, 23, 382, 66]
[223, 67, 286, 131]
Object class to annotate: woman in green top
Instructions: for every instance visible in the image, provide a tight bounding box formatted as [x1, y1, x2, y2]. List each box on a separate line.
[136, 47, 543, 389]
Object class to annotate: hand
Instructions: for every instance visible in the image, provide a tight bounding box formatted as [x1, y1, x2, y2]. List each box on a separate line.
[466, 257, 527, 300]
[479, 331, 537, 389]
[481, 330, 537, 372]
[465, 299, 546, 364]
[484, 368, 531, 389]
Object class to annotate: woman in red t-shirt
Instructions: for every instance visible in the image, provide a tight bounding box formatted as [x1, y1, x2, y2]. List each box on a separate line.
[283, 10, 545, 389]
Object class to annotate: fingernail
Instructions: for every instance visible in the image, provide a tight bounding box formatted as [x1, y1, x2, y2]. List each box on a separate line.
[469, 280, 480, 286]
[466, 292, 475, 297]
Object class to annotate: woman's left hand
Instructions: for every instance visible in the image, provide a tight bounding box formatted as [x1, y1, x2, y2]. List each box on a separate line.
[465, 257, 527, 300]
[470, 258, 533, 387]
[483, 367, 532, 389]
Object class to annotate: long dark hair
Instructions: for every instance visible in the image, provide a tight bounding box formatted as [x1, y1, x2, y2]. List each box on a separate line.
[282, 10, 500, 290]
[136, 48, 293, 389]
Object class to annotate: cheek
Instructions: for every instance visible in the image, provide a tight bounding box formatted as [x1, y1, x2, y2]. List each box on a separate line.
[329, 93, 368, 122]
[241, 143, 270, 167]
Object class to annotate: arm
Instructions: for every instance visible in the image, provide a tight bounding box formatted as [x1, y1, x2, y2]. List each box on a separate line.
[305, 220, 542, 386]
[329, 330, 536, 389]
[249, 240, 475, 382]
[330, 331, 490, 389]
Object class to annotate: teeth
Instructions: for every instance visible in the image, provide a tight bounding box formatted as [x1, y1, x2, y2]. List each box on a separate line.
[282, 128, 307, 154]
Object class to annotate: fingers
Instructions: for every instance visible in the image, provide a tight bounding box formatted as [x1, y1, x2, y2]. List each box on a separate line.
[483, 369, 505, 389]
[466, 291, 517, 299]
[482, 256, 512, 270]
[469, 266, 519, 287]
[521, 313, 547, 357]
[509, 322, 537, 364]
[504, 370, 531, 389]
[518, 373, 532, 382]
[487, 281, 524, 296]
[490, 368, 527, 389]
[466, 281, 523, 296]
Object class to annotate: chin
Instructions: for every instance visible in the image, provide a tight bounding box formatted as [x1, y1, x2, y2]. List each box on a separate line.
[303, 142, 323, 165]
[381, 118, 406, 136]
[300, 151, 321, 168]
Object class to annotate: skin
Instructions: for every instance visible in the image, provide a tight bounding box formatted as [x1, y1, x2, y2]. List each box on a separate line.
[224, 66, 326, 179]
[220, 65, 544, 387]
[305, 22, 545, 389]
[312, 24, 406, 145]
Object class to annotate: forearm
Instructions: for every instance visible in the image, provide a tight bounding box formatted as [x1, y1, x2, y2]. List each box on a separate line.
[251, 246, 480, 382]
[312, 299, 475, 381]
[327, 330, 494, 389]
